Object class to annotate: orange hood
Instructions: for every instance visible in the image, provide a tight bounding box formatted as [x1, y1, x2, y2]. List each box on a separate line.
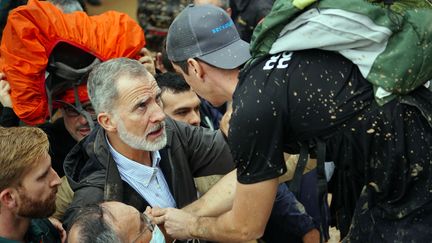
[0, 0, 145, 124]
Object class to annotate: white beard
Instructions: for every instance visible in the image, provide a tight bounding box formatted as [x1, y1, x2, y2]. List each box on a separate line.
[116, 118, 167, 151]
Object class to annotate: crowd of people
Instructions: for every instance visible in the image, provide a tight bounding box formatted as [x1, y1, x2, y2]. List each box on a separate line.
[0, 0, 431, 242]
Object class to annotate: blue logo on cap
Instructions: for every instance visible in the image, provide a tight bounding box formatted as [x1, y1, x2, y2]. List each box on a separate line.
[211, 20, 234, 34]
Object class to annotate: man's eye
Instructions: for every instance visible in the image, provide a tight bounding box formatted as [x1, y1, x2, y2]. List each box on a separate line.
[175, 110, 188, 116]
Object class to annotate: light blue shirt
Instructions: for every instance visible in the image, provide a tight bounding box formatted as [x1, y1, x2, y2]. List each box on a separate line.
[107, 138, 176, 208]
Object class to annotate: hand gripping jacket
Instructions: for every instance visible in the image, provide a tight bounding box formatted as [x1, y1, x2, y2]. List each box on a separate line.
[0, 0, 145, 125]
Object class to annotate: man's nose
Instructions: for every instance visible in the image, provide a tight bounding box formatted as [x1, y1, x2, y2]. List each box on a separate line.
[50, 168, 61, 187]
[149, 103, 166, 123]
[78, 114, 88, 125]
[189, 111, 201, 127]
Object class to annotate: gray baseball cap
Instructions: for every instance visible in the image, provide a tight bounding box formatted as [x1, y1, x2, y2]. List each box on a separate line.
[167, 4, 251, 69]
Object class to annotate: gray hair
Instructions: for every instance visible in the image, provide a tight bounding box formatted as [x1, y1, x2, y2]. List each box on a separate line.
[69, 204, 121, 243]
[48, 0, 83, 13]
[87, 58, 151, 114]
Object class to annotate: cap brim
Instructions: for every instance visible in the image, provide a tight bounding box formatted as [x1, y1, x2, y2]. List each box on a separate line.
[198, 39, 251, 69]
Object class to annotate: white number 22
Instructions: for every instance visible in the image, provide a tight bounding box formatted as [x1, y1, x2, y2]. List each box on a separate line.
[263, 51, 292, 70]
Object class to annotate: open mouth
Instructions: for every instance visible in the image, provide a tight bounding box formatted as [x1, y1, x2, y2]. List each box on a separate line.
[146, 124, 164, 140]
[147, 127, 163, 139]
[78, 127, 91, 136]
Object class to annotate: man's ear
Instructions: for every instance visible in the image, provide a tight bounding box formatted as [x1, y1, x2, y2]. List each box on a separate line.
[0, 189, 18, 210]
[187, 58, 205, 80]
[97, 112, 117, 133]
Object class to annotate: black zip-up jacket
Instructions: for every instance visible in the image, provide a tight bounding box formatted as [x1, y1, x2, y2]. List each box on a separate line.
[62, 117, 234, 228]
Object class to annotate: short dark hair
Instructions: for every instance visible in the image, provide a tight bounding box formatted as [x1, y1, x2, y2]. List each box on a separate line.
[161, 38, 175, 73]
[172, 58, 223, 75]
[155, 72, 190, 94]
[172, 60, 190, 75]
[69, 204, 121, 243]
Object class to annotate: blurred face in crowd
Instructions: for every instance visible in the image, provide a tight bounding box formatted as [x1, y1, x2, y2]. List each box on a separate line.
[15, 153, 61, 218]
[161, 89, 201, 127]
[61, 101, 94, 141]
[194, 0, 231, 15]
[102, 201, 153, 242]
[111, 75, 167, 151]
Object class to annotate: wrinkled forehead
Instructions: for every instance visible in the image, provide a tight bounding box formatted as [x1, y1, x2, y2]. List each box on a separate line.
[102, 201, 138, 215]
[116, 73, 159, 92]
[114, 75, 160, 101]
[101, 201, 143, 239]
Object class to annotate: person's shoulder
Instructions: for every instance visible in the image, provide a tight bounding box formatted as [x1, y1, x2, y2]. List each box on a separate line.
[63, 127, 107, 191]
[240, 52, 295, 77]
[28, 218, 61, 243]
[165, 117, 223, 148]
[0, 236, 20, 243]
[243, 50, 356, 81]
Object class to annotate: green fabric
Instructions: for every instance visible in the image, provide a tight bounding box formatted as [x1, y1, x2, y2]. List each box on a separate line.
[0, 219, 60, 243]
[293, 0, 317, 9]
[249, 0, 432, 105]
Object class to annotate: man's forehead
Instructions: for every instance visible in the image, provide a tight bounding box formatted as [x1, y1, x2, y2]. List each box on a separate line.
[101, 201, 139, 223]
[162, 90, 200, 107]
[116, 76, 160, 96]
[24, 152, 50, 178]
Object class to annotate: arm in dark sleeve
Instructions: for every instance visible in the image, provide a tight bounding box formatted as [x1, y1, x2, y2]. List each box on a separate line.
[167, 118, 235, 177]
[0, 107, 20, 127]
[264, 184, 318, 242]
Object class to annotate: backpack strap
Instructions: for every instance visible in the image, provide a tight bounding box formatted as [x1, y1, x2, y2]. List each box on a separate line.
[315, 139, 328, 242]
[72, 84, 96, 130]
[289, 139, 328, 242]
[45, 55, 100, 129]
[289, 141, 309, 197]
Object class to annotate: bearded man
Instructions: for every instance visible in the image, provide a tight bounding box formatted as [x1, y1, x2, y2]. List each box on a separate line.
[0, 127, 63, 242]
[61, 58, 235, 239]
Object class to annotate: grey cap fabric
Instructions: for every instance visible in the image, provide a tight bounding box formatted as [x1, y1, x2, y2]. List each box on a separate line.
[167, 4, 251, 69]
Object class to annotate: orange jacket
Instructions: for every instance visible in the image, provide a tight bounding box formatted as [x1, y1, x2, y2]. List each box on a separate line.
[0, 0, 145, 124]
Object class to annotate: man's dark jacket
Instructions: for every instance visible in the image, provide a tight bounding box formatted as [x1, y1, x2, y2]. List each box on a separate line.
[0, 219, 61, 243]
[0, 107, 75, 177]
[62, 117, 234, 228]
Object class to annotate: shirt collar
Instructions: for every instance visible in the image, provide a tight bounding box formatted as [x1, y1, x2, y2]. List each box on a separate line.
[106, 135, 161, 184]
